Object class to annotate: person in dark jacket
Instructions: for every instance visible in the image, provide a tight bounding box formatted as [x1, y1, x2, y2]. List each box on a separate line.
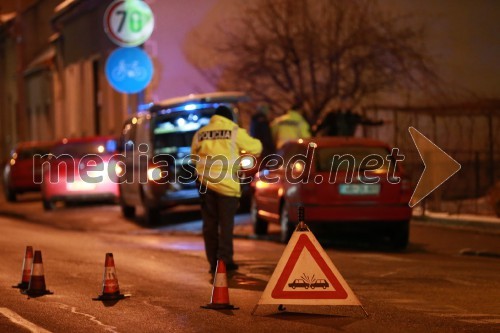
[315, 109, 384, 137]
[249, 104, 275, 157]
[191, 106, 263, 273]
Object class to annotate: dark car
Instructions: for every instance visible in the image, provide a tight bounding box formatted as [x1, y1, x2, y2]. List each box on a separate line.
[310, 279, 329, 289]
[288, 279, 309, 289]
[3, 141, 54, 202]
[117, 92, 255, 225]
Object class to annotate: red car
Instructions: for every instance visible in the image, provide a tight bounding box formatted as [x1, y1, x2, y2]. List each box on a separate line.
[251, 137, 413, 248]
[41, 136, 119, 210]
[3, 141, 54, 202]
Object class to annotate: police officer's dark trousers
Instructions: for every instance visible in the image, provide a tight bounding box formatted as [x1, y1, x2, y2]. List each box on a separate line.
[200, 188, 240, 271]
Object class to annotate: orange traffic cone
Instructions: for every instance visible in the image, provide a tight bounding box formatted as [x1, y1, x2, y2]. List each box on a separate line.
[93, 253, 127, 301]
[22, 250, 53, 297]
[201, 260, 238, 310]
[12, 246, 33, 290]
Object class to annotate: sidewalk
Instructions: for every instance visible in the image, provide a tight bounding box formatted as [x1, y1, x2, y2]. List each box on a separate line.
[412, 208, 500, 233]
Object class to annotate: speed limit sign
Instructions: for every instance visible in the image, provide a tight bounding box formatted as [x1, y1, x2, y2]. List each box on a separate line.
[104, 0, 154, 47]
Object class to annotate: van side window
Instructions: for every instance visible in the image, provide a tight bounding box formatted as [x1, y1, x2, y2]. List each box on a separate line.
[135, 117, 150, 154]
[121, 121, 137, 152]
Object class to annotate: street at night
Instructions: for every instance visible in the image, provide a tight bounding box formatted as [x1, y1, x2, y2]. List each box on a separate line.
[0, 193, 499, 332]
[1, 0, 499, 332]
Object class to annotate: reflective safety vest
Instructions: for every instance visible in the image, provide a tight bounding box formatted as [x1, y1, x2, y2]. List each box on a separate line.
[191, 115, 263, 197]
[271, 110, 311, 149]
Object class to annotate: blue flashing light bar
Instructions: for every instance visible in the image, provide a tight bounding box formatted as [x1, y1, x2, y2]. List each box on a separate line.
[138, 102, 154, 111]
[153, 102, 229, 115]
[184, 104, 197, 111]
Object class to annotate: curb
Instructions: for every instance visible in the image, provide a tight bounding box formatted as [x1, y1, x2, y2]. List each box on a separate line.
[412, 214, 500, 233]
[0, 209, 30, 221]
[459, 248, 500, 259]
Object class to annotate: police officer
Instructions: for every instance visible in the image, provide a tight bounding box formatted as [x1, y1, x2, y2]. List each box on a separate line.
[191, 105, 262, 273]
[271, 103, 311, 149]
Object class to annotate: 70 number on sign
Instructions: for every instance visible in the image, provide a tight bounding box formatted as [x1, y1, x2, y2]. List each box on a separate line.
[115, 9, 143, 33]
[104, 0, 154, 47]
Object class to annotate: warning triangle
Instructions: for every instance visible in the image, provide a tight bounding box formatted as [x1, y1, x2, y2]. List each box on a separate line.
[271, 233, 349, 299]
[254, 229, 361, 311]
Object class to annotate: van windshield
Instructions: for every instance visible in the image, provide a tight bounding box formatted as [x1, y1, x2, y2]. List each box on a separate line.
[153, 110, 213, 156]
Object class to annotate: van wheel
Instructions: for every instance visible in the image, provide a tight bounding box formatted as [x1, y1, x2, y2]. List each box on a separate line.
[251, 197, 268, 235]
[120, 197, 135, 218]
[144, 206, 161, 226]
[139, 186, 160, 226]
[5, 188, 16, 202]
[390, 220, 409, 250]
[280, 201, 294, 244]
[121, 203, 136, 218]
[43, 198, 54, 211]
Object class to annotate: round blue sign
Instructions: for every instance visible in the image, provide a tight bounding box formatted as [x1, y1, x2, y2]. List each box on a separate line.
[105, 47, 153, 94]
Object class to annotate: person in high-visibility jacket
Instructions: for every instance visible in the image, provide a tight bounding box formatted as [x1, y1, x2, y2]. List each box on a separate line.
[191, 105, 262, 273]
[271, 105, 311, 149]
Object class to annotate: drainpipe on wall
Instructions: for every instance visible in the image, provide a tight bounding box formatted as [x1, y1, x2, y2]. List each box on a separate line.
[15, 1, 26, 142]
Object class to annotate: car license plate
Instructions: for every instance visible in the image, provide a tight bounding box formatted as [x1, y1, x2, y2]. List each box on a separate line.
[339, 183, 380, 195]
[67, 182, 96, 191]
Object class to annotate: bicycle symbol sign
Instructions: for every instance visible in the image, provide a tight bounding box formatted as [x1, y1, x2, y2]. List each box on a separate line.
[105, 47, 154, 94]
[104, 0, 154, 47]
[112, 60, 148, 82]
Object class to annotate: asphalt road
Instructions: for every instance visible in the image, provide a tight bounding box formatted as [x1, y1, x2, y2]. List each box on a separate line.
[0, 194, 499, 333]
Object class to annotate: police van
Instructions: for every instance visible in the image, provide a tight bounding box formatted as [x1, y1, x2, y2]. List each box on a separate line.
[117, 92, 253, 225]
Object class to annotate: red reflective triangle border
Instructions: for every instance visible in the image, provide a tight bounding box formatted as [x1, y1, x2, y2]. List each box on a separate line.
[271, 234, 348, 299]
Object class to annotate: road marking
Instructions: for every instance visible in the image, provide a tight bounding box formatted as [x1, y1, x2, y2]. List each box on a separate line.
[384, 298, 500, 325]
[56, 303, 119, 333]
[0, 307, 52, 333]
[379, 270, 399, 278]
[428, 313, 500, 325]
[352, 253, 413, 262]
[459, 318, 500, 324]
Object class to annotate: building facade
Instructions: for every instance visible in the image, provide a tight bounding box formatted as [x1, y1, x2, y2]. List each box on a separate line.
[0, 0, 498, 205]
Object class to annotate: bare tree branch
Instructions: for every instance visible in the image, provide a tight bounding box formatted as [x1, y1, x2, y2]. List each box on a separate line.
[185, 0, 443, 119]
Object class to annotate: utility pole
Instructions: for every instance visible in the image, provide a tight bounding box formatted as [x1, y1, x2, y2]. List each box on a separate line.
[0, 4, 4, 159]
[15, 0, 26, 142]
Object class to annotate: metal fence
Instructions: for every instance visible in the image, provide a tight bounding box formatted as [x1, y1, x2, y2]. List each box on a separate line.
[360, 105, 500, 213]
[402, 150, 499, 198]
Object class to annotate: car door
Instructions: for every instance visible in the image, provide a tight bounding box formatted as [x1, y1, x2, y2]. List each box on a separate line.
[119, 118, 139, 205]
[254, 147, 290, 220]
